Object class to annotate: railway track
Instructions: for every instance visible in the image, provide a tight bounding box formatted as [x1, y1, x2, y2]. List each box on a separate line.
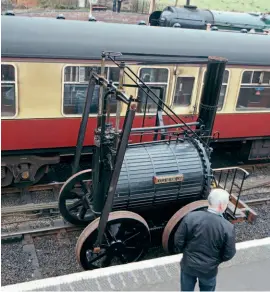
[1, 163, 269, 195]
[1, 218, 80, 242]
[2, 192, 269, 242]
[1, 164, 269, 242]
[2, 177, 269, 216]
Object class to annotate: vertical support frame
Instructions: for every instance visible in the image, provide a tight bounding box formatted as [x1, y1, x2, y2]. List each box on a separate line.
[196, 56, 227, 144]
[94, 100, 137, 249]
[115, 61, 125, 133]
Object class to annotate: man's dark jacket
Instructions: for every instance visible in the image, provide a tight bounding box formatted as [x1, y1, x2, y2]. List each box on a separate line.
[174, 210, 236, 278]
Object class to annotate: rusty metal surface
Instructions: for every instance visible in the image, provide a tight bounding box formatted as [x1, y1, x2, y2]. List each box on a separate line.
[230, 193, 258, 223]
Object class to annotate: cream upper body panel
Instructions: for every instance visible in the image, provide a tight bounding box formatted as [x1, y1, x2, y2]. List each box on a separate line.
[1, 61, 270, 120]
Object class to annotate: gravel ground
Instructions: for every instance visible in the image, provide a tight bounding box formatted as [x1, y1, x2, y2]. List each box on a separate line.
[1, 190, 56, 207]
[234, 204, 270, 242]
[1, 242, 34, 286]
[242, 188, 270, 200]
[31, 190, 55, 204]
[1, 193, 24, 207]
[2, 202, 270, 287]
[34, 232, 82, 279]
[1, 217, 63, 235]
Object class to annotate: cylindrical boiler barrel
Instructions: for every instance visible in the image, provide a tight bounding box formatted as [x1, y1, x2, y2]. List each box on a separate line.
[112, 139, 211, 211]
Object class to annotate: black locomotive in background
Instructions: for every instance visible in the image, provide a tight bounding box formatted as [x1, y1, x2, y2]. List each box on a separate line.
[149, 5, 270, 33]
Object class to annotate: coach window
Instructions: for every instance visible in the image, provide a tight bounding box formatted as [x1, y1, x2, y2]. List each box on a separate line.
[173, 77, 195, 107]
[63, 66, 120, 115]
[201, 70, 229, 111]
[236, 71, 270, 111]
[137, 68, 169, 114]
[1, 64, 16, 117]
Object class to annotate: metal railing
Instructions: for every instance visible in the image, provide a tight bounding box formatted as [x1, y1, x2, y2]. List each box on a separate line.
[212, 167, 249, 217]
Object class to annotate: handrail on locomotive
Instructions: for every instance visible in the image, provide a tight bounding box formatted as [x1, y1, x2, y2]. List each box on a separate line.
[58, 51, 257, 270]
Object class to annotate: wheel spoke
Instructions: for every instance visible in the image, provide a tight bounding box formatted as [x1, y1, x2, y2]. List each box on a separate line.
[106, 228, 116, 242]
[116, 223, 126, 239]
[103, 253, 113, 267]
[123, 232, 141, 243]
[80, 180, 91, 194]
[103, 233, 110, 245]
[64, 191, 81, 200]
[67, 200, 83, 212]
[87, 251, 107, 264]
[125, 246, 137, 250]
[78, 206, 87, 219]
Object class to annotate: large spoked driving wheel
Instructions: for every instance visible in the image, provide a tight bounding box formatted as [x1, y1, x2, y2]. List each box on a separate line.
[58, 169, 94, 225]
[162, 200, 209, 254]
[76, 211, 151, 270]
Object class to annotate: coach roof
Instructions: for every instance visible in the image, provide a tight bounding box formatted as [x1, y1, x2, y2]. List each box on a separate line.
[1, 15, 270, 66]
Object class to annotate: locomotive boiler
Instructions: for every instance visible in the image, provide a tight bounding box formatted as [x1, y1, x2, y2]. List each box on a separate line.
[149, 5, 270, 33]
[58, 51, 238, 270]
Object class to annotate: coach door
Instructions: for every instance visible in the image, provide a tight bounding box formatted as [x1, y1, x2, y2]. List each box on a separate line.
[136, 67, 169, 115]
[171, 66, 203, 118]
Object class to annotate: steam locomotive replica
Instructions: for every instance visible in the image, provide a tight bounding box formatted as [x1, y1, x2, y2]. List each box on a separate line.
[149, 5, 270, 33]
[58, 52, 255, 270]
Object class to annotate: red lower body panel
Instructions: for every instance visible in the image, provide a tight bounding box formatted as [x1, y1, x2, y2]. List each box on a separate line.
[1, 113, 270, 152]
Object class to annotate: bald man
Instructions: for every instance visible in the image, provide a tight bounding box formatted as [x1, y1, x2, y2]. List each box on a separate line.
[174, 189, 236, 291]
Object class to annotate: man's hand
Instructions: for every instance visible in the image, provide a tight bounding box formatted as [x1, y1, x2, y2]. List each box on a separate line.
[221, 226, 236, 262]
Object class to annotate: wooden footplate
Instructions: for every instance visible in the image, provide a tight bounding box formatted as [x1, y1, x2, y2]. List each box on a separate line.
[228, 193, 258, 223]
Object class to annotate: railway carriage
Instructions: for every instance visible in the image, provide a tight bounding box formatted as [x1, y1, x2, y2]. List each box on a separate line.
[1, 16, 270, 187]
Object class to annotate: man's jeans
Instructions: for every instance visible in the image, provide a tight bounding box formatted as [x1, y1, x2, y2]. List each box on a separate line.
[181, 270, 216, 291]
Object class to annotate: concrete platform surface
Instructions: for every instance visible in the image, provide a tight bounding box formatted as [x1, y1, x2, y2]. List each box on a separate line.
[2, 237, 270, 292]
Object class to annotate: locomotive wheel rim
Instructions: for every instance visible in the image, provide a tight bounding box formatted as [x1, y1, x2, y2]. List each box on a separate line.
[58, 169, 94, 226]
[75, 210, 151, 270]
[162, 200, 209, 254]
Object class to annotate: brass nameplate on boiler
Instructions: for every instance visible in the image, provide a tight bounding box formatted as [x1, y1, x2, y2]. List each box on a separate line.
[153, 174, 184, 184]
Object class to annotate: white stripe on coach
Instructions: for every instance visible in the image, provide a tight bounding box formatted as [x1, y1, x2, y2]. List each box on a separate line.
[2, 237, 270, 292]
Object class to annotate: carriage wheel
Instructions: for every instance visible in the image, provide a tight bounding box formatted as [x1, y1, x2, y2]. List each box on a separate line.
[3, 165, 48, 188]
[58, 169, 94, 226]
[76, 211, 151, 270]
[162, 200, 209, 254]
